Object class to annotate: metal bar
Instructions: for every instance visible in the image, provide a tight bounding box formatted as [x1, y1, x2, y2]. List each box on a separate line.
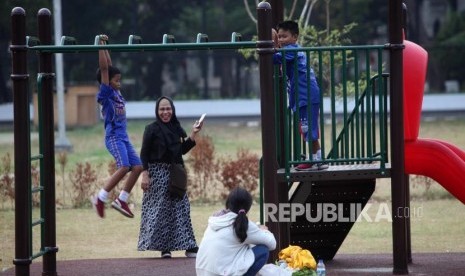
[269, 0, 283, 28]
[259, 158, 264, 224]
[354, 50, 361, 161]
[31, 251, 46, 260]
[342, 50, 349, 159]
[162, 34, 176, 44]
[330, 50, 337, 160]
[305, 51, 311, 162]
[31, 186, 44, 193]
[276, 45, 387, 51]
[37, 8, 58, 276]
[389, 0, 409, 273]
[231, 32, 242, 42]
[360, 51, 368, 160]
[384, 74, 390, 164]
[318, 51, 325, 160]
[292, 52, 303, 160]
[371, 78, 377, 156]
[256, 1, 285, 260]
[30, 42, 386, 54]
[31, 154, 44, 161]
[11, 7, 33, 276]
[36, 28, 46, 275]
[377, 49, 386, 169]
[29, 41, 257, 53]
[274, 65, 289, 178]
[366, 56, 373, 159]
[288, 156, 384, 164]
[32, 218, 45, 227]
[278, 53, 291, 177]
[128, 35, 142, 45]
[30, 247, 57, 261]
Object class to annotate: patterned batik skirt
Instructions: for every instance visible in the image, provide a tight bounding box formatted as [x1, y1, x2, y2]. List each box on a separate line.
[137, 162, 197, 251]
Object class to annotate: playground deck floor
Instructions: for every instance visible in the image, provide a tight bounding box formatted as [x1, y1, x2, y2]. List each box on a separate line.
[2, 252, 464, 276]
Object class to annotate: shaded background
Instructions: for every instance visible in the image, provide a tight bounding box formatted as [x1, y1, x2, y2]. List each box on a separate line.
[1, 0, 464, 104]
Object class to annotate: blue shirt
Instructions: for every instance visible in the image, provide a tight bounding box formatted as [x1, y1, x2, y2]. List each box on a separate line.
[273, 43, 320, 110]
[96, 83, 128, 137]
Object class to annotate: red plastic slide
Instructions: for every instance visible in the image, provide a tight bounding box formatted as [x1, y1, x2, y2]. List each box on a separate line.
[403, 40, 465, 205]
[405, 139, 465, 204]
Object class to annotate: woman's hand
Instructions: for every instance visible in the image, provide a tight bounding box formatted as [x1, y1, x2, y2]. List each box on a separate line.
[193, 121, 203, 132]
[189, 121, 203, 140]
[141, 171, 149, 192]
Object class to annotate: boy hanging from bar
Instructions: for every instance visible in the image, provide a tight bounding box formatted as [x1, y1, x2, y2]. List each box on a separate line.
[92, 34, 143, 218]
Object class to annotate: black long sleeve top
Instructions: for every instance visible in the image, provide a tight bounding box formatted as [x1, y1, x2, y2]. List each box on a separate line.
[140, 121, 196, 170]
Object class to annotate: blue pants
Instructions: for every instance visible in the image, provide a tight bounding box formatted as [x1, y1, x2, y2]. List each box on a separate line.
[299, 104, 320, 142]
[243, 244, 269, 276]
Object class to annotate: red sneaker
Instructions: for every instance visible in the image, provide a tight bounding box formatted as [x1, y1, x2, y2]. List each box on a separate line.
[111, 198, 134, 218]
[295, 163, 318, 171]
[92, 195, 105, 218]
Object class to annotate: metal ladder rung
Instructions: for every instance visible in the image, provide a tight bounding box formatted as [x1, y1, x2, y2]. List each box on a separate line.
[31, 218, 44, 227]
[32, 186, 44, 193]
[31, 154, 43, 161]
[30, 250, 46, 260]
[30, 247, 57, 261]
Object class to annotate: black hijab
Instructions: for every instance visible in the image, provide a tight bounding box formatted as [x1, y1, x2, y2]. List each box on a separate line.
[155, 96, 186, 138]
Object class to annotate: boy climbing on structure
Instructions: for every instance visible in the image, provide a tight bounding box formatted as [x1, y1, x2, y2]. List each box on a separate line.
[272, 20, 328, 171]
[92, 34, 143, 218]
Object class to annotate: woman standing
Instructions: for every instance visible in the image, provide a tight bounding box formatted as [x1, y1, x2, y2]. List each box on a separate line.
[138, 96, 203, 258]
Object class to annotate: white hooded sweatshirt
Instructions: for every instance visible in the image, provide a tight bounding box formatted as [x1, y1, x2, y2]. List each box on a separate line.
[195, 211, 276, 276]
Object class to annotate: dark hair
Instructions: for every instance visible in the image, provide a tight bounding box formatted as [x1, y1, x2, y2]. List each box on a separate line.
[96, 65, 121, 84]
[226, 186, 253, 243]
[277, 20, 299, 36]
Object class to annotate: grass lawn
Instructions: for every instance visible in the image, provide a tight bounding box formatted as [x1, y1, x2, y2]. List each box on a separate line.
[1, 118, 465, 271]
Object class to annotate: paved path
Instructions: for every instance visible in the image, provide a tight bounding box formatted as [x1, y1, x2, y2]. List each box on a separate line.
[2, 252, 464, 275]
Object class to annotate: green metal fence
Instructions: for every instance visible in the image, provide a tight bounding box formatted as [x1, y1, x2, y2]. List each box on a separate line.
[274, 45, 390, 177]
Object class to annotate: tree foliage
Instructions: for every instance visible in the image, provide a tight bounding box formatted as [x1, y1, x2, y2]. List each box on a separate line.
[431, 11, 465, 86]
[2, 0, 462, 103]
[0, 0, 51, 103]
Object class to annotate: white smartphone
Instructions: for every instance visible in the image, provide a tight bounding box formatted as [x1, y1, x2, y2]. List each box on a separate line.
[195, 113, 206, 127]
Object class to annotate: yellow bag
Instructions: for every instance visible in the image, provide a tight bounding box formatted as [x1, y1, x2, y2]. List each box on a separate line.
[278, 245, 316, 270]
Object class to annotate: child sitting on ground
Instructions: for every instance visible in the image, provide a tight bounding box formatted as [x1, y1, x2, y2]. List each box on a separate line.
[196, 186, 276, 276]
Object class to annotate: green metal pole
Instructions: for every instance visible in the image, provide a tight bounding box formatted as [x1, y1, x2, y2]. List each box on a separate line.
[38, 8, 58, 276]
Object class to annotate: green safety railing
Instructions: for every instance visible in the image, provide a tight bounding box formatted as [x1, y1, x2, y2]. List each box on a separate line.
[327, 73, 390, 165]
[274, 44, 390, 178]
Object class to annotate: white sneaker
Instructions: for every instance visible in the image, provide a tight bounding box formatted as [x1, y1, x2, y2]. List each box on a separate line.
[317, 162, 329, 170]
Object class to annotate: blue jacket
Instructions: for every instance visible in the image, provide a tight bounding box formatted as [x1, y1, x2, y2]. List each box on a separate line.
[96, 83, 128, 137]
[273, 43, 320, 110]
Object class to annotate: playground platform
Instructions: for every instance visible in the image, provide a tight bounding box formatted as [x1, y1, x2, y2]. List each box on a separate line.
[2, 252, 464, 275]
